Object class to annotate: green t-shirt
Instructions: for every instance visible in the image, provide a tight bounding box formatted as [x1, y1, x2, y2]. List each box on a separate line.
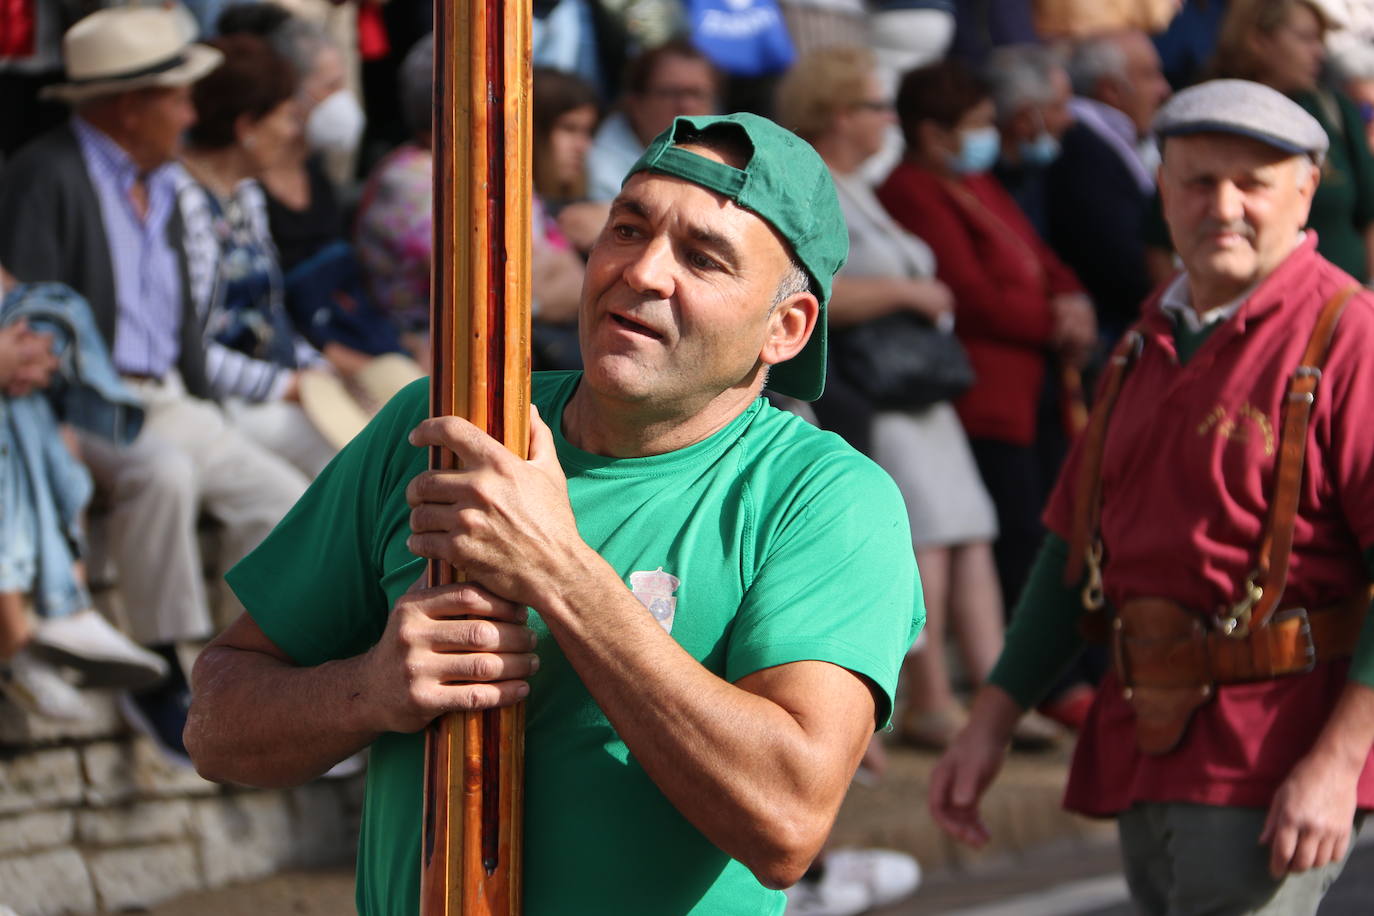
[227, 371, 924, 916]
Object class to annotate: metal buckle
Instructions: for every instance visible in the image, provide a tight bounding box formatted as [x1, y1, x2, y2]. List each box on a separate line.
[1082, 540, 1105, 611]
[1218, 574, 1263, 638]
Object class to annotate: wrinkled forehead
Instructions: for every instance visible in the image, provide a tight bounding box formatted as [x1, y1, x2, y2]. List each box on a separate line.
[613, 167, 795, 267]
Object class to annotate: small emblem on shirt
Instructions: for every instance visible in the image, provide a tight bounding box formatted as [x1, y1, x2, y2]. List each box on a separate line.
[1197, 403, 1275, 456]
[629, 567, 681, 634]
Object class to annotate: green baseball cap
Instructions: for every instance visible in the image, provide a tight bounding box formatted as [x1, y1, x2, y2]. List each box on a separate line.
[624, 112, 848, 402]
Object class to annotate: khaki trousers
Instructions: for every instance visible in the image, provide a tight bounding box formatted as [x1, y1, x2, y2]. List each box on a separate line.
[1118, 802, 1363, 916]
[79, 373, 307, 644]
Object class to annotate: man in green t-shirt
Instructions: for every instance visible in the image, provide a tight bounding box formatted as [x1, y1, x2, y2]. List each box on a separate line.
[183, 113, 924, 915]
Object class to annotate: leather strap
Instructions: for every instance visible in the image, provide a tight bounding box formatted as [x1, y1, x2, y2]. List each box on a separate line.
[1245, 285, 1359, 631]
[1065, 330, 1142, 589]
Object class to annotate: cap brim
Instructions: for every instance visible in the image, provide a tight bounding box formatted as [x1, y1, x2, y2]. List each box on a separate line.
[42, 44, 223, 104]
[1157, 121, 1315, 157]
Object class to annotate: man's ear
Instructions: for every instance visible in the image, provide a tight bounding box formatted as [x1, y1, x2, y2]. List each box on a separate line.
[759, 291, 820, 368]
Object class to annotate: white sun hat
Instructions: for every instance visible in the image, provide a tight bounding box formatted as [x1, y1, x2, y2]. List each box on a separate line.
[41, 6, 223, 104]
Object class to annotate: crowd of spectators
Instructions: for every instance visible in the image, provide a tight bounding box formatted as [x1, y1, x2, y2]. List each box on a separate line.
[3, 1, 1374, 913]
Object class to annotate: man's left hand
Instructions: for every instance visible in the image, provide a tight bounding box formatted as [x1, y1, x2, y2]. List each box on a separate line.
[1259, 751, 1360, 877]
[406, 406, 585, 609]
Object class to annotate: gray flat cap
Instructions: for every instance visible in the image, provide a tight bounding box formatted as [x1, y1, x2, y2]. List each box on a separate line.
[1153, 79, 1328, 160]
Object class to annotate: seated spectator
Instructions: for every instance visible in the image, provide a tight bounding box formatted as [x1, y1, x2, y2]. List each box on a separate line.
[0, 7, 309, 763]
[987, 44, 1075, 239]
[877, 60, 1096, 618]
[534, 66, 608, 255]
[178, 34, 342, 478]
[217, 5, 412, 370]
[529, 67, 601, 370]
[356, 38, 583, 371]
[586, 39, 720, 201]
[1046, 31, 1170, 342]
[355, 34, 435, 363]
[217, 3, 358, 272]
[0, 276, 169, 721]
[779, 46, 1061, 756]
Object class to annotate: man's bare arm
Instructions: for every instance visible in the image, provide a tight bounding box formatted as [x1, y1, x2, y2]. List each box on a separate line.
[185, 582, 538, 788]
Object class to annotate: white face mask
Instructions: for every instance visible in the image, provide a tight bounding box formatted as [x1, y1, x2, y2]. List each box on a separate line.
[306, 89, 366, 156]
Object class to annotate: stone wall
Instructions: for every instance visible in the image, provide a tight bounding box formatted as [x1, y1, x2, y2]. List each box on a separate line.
[0, 694, 363, 916]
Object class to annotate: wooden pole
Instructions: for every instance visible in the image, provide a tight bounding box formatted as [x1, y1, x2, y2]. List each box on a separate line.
[422, 0, 531, 910]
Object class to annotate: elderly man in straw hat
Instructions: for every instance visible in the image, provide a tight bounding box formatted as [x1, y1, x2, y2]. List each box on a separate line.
[185, 112, 924, 915]
[930, 79, 1374, 914]
[0, 7, 308, 764]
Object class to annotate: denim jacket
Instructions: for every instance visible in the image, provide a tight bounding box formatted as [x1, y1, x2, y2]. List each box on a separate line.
[0, 282, 144, 618]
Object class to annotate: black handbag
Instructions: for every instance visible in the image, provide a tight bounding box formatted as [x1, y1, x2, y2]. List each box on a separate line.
[829, 312, 976, 410]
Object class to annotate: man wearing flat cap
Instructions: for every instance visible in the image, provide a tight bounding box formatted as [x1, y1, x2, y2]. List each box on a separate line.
[185, 113, 924, 915]
[931, 78, 1374, 913]
[0, 7, 307, 760]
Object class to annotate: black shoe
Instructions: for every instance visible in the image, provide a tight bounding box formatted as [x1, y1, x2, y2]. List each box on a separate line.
[118, 684, 193, 769]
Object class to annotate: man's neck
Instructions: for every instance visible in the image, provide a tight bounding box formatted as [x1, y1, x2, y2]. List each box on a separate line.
[561, 379, 761, 458]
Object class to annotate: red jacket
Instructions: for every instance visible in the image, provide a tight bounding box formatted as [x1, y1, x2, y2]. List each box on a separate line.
[877, 163, 1083, 446]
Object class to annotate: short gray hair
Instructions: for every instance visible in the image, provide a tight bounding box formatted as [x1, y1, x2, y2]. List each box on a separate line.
[267, 16, 334, 84]
[771, 260, 812, 310]
[984, 44, 1064, 121]
[1067, 35, 1129, 98]
[399, 33, 434, 135]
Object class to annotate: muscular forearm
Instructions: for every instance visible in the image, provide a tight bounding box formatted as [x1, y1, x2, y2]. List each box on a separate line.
[186, 644, 381, 788]
[535, 548, 871, 888]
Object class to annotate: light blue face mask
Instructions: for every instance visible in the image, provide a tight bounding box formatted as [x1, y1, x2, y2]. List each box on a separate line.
[949, 125, 1001, 175]
[1019, 130, 1061, 167]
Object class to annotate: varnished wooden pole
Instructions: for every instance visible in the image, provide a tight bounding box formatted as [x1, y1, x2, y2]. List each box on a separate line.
[422, 0, 531, 911]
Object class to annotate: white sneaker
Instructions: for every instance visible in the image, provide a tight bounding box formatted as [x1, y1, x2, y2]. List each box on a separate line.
[821, 848, 922, 909]
[29, 609, 168, 690]
[783, 870, 869, 916]
[0, 648, 93, 721]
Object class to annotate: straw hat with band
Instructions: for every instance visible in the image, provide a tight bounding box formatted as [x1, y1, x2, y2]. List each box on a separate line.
[42, 7, 223, 105]
[297, 354, 426, 451]
[623, 113, 849, 402]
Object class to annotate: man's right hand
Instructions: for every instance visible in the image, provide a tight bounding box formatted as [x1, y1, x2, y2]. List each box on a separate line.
[359, 579, 539, 734]
[927, 686, 1021, 848]
[0, 319, 59, 396]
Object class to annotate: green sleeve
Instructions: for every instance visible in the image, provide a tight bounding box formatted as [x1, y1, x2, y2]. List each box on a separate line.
[1350, 549, 1374, 689]
[225, 379, 430, 667]
[986, 533, 1087, 709]
[725, 455, 924, 730]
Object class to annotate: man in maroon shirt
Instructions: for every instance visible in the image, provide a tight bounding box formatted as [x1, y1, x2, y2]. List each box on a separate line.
[930, 79, 1374, 914]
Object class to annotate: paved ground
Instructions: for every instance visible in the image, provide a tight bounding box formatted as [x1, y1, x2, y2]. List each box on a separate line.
[138, 742, 1106, 914]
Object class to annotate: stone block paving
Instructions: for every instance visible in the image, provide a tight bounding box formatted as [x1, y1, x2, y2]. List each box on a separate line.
[0, 693, 364, 916]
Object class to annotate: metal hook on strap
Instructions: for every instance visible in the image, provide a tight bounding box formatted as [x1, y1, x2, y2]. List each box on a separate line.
[1218, 574, 1264, 639]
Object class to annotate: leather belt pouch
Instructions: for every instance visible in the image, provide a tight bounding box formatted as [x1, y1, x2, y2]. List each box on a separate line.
[1113, 598, 1213, 755]
[1112, 595, 1366, 755]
